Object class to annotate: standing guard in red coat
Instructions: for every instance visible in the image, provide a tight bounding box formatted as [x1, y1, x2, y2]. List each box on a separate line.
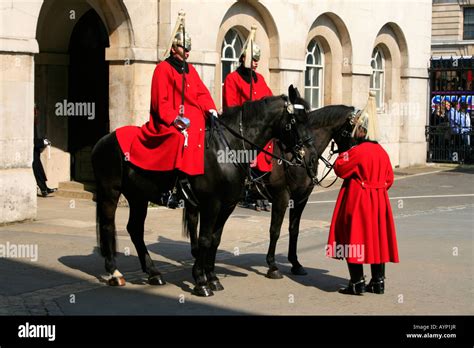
[326, 91, 399, 295]
[222, 26, 273, 211]
[116, 12, 218, 207]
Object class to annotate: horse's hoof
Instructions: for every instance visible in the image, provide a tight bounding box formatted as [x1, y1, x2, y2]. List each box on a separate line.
[108, 276, 126, 286]
[291, 265, 308, 276]
[193, 285, 214, 297]
[208, 280, 224, 291]
[266, 268, 284, 279]
[148, 274, 166, 286]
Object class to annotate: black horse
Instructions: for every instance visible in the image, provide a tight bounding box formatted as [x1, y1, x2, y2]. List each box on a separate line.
[263, 105, 358, 278]
[185, 104, 357, 279]
[91, 86, 318, 296]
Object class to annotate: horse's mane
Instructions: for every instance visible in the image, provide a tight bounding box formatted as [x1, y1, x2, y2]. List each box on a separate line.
[309, 105, 354, 128]
[220, 96, 285, 129]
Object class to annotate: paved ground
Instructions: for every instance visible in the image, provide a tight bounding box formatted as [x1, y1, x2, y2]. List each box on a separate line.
[0, 163, 472, 315]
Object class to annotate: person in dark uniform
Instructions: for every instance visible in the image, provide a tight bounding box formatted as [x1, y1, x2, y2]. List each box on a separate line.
[33, 105, 56, 197]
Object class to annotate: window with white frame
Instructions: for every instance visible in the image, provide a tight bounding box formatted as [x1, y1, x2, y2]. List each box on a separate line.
[221, 29, 243, 89]
[464, 7, 474, 40]
[370, 47, 385, 110]
[304, 39, 324, 110]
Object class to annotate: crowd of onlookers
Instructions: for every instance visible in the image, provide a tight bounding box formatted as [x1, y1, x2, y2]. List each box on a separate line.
[430, 95, 472, 147]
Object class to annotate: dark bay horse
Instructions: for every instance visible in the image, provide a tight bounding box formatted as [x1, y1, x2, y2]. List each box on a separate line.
[185, 105, 357, 278]
[91, 87, 318, 296]
[263, 105, 358, 278]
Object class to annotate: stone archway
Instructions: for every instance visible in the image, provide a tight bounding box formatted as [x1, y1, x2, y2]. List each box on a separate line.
[35, 0, 133, 186]
[372, 22, 411, 167]
[307, 12, 353, 105]
[216, 0, 280, 108]
[67, 9, 109, 181]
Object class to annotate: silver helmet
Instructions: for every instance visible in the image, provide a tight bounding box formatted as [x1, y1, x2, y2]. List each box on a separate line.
[172, 29, 191, 52]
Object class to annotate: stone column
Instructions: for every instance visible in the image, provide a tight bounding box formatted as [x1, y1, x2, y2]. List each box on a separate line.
[0, 38, 38, 223]
[399, 68, 429, 168]
[106, 48, 158, 130]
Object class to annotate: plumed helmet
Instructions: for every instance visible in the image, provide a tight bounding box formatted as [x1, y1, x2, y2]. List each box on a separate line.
[241, 42, 261, 62]
[352, 90, 379, 141]
[172, 28, 191, 52]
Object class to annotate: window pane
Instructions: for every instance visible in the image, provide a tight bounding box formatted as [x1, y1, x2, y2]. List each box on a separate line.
[315, 44, 322, 65]
[222, 61, 231, 81]
[376, 90, 382, 109]
[224, 47, 233, 59]
[224, 30, 233, 43]
[376, 52, 383, 68]
[312, 88, 320, 109]
[234, 38, 242, 56]
[375, 72, 381, 89]
[306, 54, 314, 65]
[305, 69, 312, 86]
[370, 58, 377, 70]
[464, 8, 474, 39]
[312, 67, 320, 86]
[305, 87, 311, 106]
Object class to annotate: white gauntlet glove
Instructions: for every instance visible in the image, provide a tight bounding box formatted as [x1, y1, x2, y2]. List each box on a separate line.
[208, 109, 218, 118]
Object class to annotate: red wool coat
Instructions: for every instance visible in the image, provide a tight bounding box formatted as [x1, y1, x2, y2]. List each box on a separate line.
[326, 142, 399, 264]
[116, 60, 216, 175]
[223, 69, 274, 172]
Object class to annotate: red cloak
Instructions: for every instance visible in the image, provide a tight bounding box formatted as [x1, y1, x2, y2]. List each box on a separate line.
[326, 142, 399, 264]
[223, 69, 273, 172]
[116, 60, 216, 175]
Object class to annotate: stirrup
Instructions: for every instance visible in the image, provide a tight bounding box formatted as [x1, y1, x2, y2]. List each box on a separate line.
[178, 178, 199, 207]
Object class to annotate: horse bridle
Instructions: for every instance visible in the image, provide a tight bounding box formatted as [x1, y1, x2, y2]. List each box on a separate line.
[214, 97, 315, 169]
[316, 108, 360, 187]
[281, 100, 316, 165]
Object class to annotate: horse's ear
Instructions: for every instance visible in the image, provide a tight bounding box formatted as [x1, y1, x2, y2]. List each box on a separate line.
[288, 84, 298, 104]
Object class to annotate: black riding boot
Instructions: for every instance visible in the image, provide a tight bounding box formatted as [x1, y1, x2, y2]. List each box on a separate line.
[339, 262, 366, 295]
[367, 263, 385, 294]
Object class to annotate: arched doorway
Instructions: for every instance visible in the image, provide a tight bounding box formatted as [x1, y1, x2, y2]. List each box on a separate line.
[35, 0, 133, 188]
[68, 9, 109, 181]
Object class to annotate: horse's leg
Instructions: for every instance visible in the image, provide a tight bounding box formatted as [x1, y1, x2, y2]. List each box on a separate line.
[192, 201, 219, 297]
[288, 196, 309, 275]
[126, 197, 165, 285]
[205, 204, 235, 291]
[265, 191, 289, 279]
[96, 188, 125, 286]
[183, 204, 199, 259]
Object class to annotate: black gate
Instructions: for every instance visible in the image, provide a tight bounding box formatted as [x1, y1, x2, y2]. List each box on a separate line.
[427, 57, 474, 164]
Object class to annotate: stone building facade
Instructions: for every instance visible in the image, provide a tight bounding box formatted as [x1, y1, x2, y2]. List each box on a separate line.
[0, 0, 432, 223]
[432, 0, 474, 56]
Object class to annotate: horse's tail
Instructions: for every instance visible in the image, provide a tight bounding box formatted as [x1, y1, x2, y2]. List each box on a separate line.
[92, 132, 123, 258]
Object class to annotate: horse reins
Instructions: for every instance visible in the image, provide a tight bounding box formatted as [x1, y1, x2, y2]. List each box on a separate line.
[213, 102, 307, 168]
[315, 109, 360, 188]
